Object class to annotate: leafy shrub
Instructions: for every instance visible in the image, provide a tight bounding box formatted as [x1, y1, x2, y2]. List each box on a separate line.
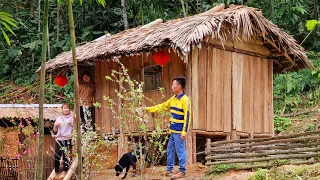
[274, 115, 291, 133]
[208, 164, 239, 177]
[249, 169, 268, 180]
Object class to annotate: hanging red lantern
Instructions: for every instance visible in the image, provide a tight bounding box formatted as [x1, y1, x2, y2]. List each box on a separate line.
[152, 51, 170, 78]
[54, 75, 68, 88]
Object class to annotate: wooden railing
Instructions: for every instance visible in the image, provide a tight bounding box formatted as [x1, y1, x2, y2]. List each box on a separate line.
[0, 156, 54, 180]
[205, 130, 320, 170]
[0, 157, 18, 180]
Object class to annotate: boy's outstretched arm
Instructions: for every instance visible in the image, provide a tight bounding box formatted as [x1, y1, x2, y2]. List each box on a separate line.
[145, 97, 172, 113]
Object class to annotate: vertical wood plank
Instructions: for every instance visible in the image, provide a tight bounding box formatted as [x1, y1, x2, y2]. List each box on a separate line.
[263, 59, 269, 133]
[223, 50, 232, 133]
[198, 47, 207, 130]
[186, 56, 193, 165]
[95, 61, 102, 132]
[109, 61, 119, 132]
[232, 52, 243, 132]
[241, 56, 250, 133]
[216, 49, 223, 131]
[268, 60, 274, 135]
[206, 47, 215, 131]
[249, 56, 255, 133]
[253, 57, 262, 133]
[191, 48, 199, 129]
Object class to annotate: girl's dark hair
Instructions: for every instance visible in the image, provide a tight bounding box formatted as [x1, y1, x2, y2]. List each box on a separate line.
[172, 76, 186, 89]
[61, 103, 70, 109]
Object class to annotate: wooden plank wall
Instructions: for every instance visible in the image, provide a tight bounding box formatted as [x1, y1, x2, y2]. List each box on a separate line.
[95, 60, 119, 133]
[232, 52, 273, 134]
[193, 46, 273, 135]
[95, 49, 186, 133]
[193, 47, 232, 133]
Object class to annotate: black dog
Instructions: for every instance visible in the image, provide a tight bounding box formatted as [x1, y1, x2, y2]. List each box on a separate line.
[115, 151, 138, 179]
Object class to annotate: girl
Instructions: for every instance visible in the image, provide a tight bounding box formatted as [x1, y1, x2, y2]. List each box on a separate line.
[53, 103, 74, 178]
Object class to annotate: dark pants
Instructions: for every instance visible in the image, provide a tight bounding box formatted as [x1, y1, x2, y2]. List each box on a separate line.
[80, 106, 96, 132]
[54, 139, 72, 173]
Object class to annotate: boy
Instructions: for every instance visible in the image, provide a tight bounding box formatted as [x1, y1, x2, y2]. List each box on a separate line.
[145, 76, 191, 179]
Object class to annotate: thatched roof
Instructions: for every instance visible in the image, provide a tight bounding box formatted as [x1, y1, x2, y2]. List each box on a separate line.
[0, 104, 62, 121]
[41, 5, 314, 73]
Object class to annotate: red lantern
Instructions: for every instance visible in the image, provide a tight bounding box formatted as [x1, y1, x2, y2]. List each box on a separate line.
[152, 51, 170, 78]
[54, 75, 68, 88]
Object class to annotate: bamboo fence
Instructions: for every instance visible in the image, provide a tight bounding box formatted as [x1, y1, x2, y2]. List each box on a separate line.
[205, 130, 320, 170]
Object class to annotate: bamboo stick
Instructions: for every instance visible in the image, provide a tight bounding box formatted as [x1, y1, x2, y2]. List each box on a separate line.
[206, 146, 320, 160]
[235, 159, 320, 170]
[210, 136, 320, 151]
[47, 169, 55, 180]
[206, 152, 320, 165]
[63, 158, 78, 180]
[210, 131, 320, 146]
[193, 130, 229, 137]
[208, 141, 320, 154]
[211, 131, 320, 146]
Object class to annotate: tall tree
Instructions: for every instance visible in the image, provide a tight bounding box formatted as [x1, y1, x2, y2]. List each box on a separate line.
[37, 0, 49, 179]
[121, 0, 129, 29]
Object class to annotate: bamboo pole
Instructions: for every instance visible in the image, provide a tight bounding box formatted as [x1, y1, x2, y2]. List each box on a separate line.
[66, 0, 82, 178]
[206, 146, 320, 160]
[209, 136, 320, 151]
[206, 152, 320, 165]
[235, 159, 320, 170]
[211, 131, 320, 146]
[37, 0, 49, 179]
[193, 130, 229, 137]
[208, 141, 320, 154]
[63, 158, 78, 180]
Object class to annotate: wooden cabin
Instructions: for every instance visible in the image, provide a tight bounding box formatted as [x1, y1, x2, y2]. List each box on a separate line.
[41, 5, 314, 164]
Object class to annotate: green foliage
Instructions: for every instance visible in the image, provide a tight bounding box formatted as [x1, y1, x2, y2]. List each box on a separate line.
[274, 115, 291, 133]
[273, 53, 320, 115]
[0, 11, 17, 45]
[208, 164, 239, 177]
[306, 20, 320, 31]
[249, 169, 268, 180]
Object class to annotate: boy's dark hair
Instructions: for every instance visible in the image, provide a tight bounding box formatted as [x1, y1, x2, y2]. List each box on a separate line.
[172, 76, 186, 89]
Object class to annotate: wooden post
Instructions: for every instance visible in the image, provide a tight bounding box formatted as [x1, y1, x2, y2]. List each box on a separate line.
[192, 133, 197, 164]
[231, 129, 238, 140]
[186, 58, 193, 165]
[205, 138, 211, 164]
[249, 132, 254, 153]
[314, 120, 319, 143]
[226, 133, 231, 140]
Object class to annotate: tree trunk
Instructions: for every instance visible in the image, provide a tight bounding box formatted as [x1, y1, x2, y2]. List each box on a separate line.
[38, 0, 41, 40]
[67, 0, 83, 179]
[180, 0, 187, 17]
[56, 1, 61, 54]
[121, 0, 129, 29]
[224, 0, 228, 8]
[36, 0, 49, 179]
[270, 0, 274, 22]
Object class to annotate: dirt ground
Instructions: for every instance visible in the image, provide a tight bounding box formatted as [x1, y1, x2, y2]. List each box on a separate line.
[92, 163, 254, 180]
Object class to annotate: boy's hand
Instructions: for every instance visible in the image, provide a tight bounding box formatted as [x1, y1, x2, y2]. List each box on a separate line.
[181, 135, 186, 141]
